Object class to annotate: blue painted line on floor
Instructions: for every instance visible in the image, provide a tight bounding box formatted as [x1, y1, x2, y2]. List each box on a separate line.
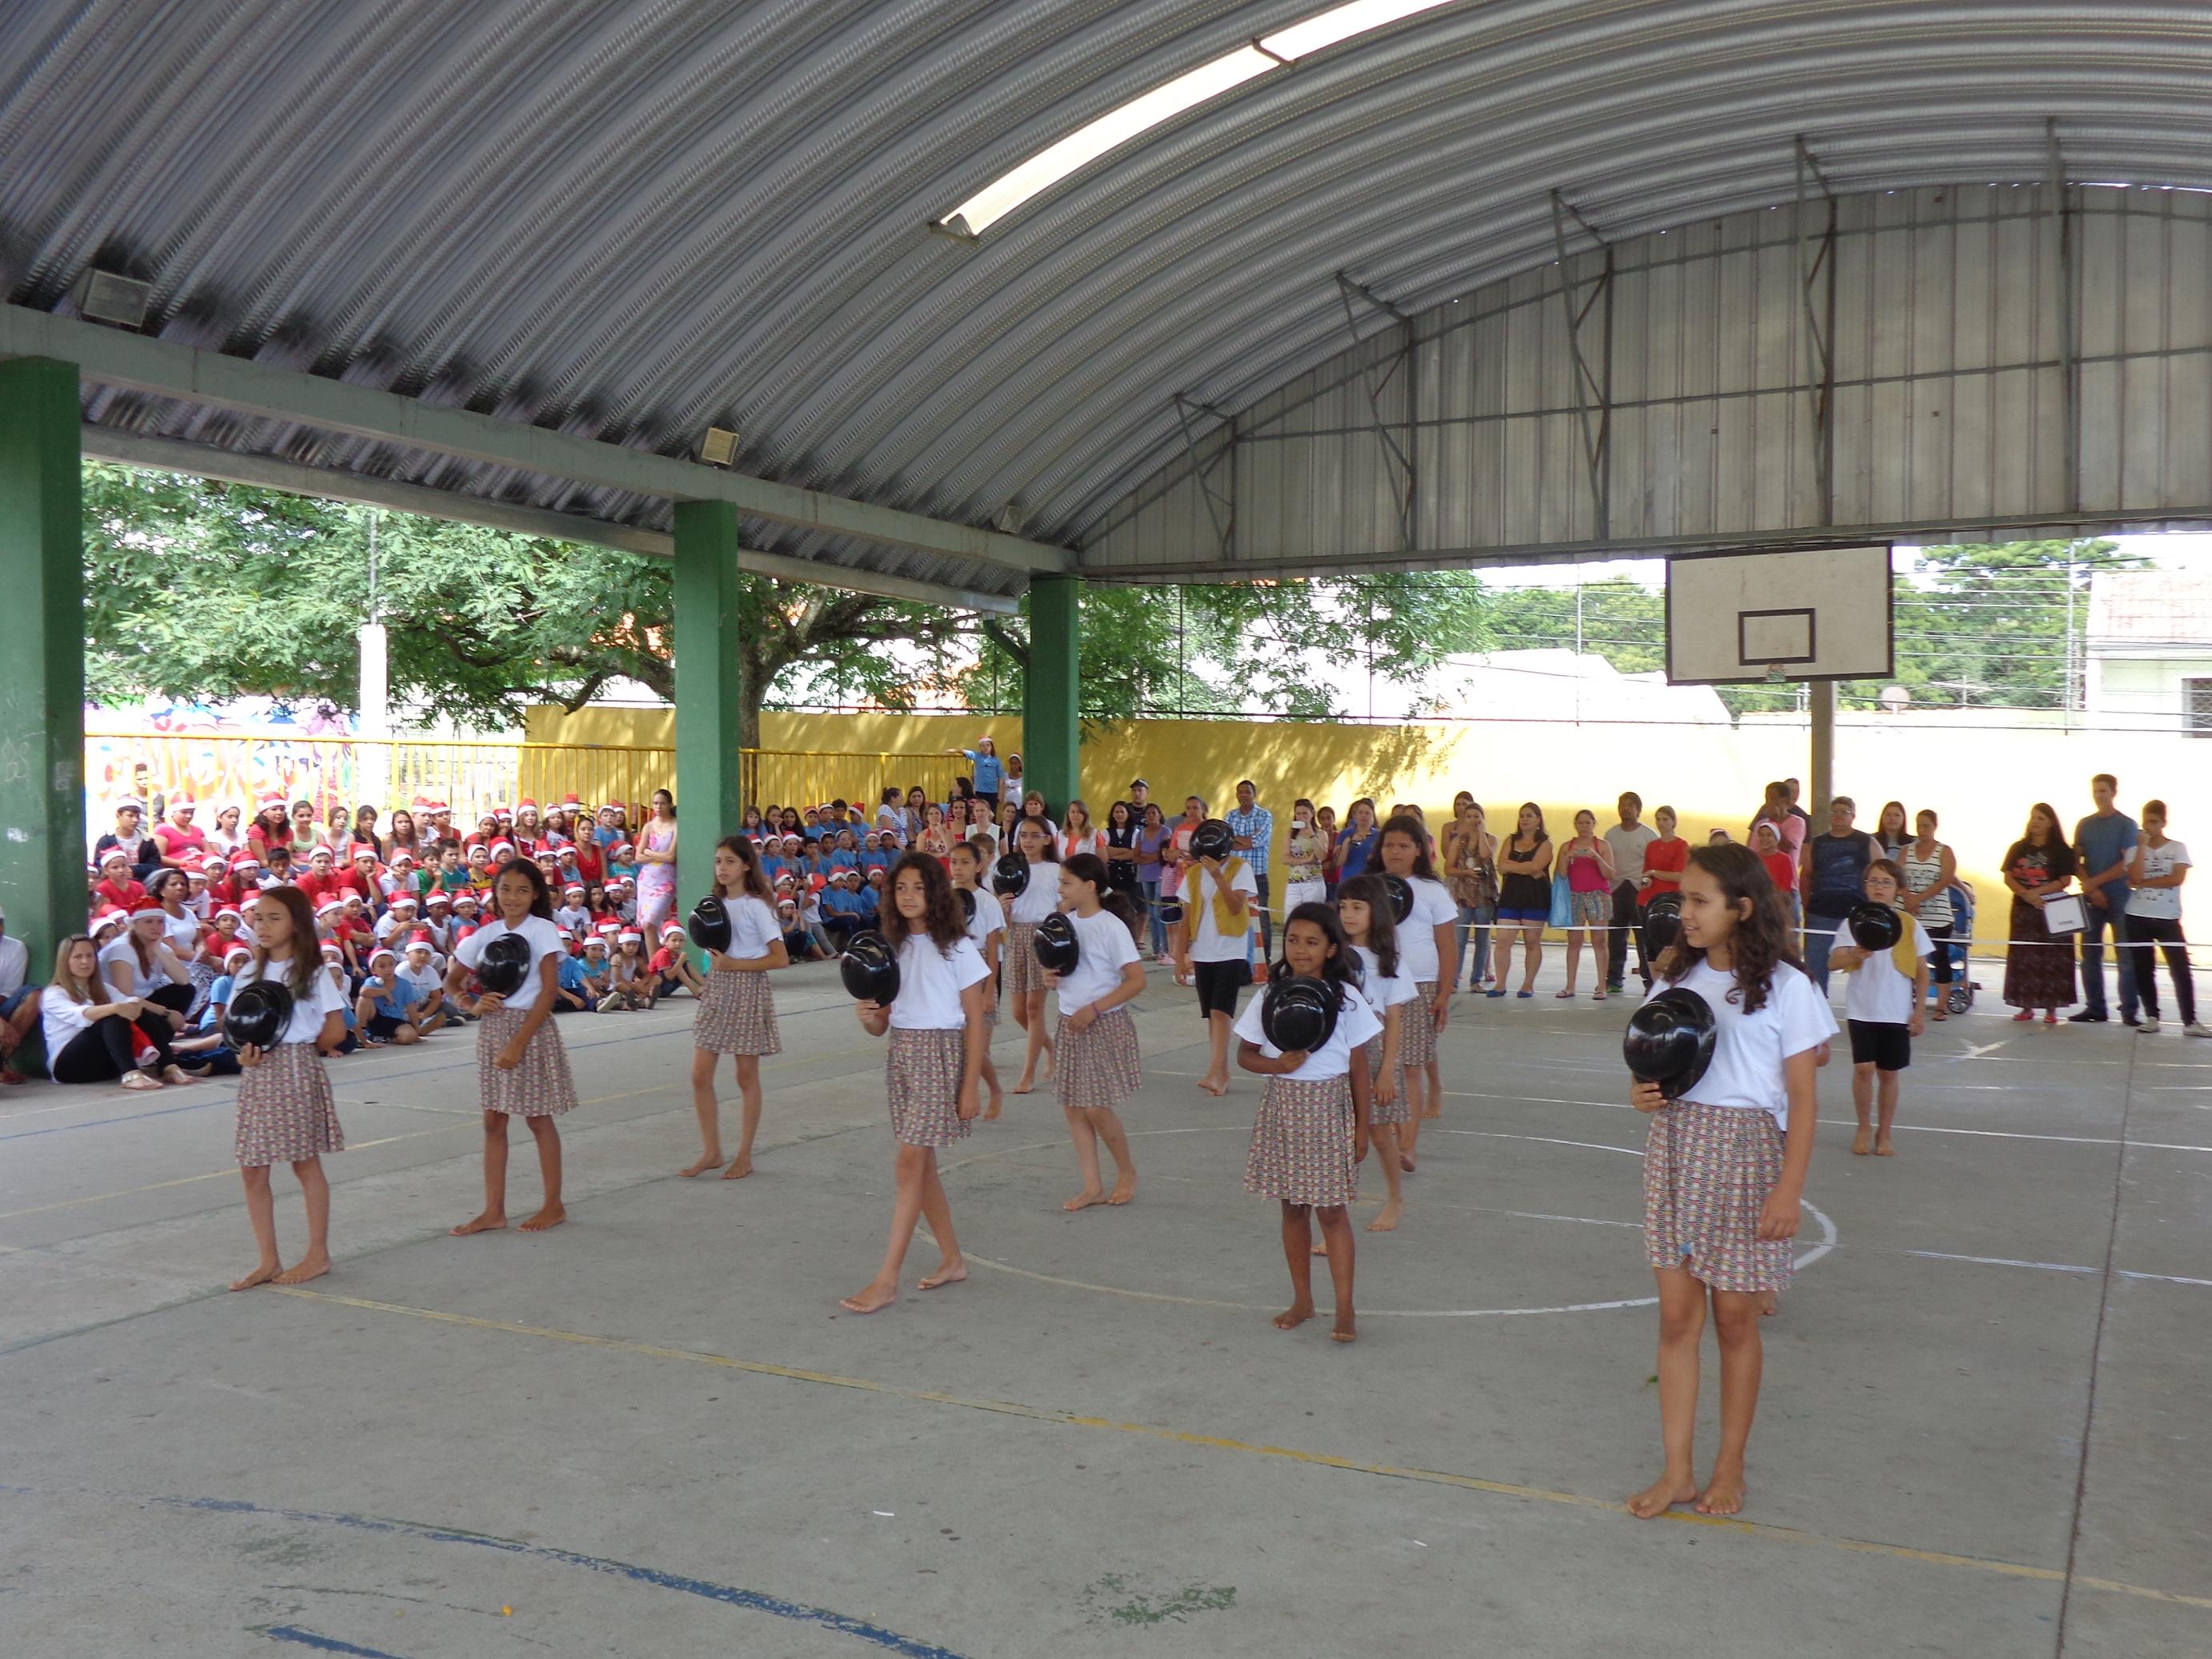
[155, 1493, 971, 1659]
[263, 1625, 414, 1657]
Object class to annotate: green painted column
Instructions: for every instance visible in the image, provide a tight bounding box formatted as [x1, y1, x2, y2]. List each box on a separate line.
[1024, 572, 1081, 813]
[0, 358, 86, 971]
[671, 499, 745, 921]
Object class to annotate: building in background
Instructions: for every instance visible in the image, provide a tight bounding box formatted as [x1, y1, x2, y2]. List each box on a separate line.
[2086, 570, 2212, 734]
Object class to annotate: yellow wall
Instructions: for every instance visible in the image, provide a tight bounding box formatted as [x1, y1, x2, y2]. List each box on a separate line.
[524, 706, 2210, 946]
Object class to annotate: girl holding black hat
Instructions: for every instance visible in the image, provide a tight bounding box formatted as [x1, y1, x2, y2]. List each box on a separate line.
[841, 853, 990, 1314]
[227, 887, 349, 1290]
[1234, 903, 1381, 1342]
[1627, 843, 1833, 1521]
[686, 835, 789, 1179]
[947, 840, 1007, 1118]
[1337, 874, 1415, 1227]
[1002, 818, 1062, 1095]
[1175, 818, 1258, 1097]
[446, 860, 577, 1237]
[1046, 854, 1147, 1211]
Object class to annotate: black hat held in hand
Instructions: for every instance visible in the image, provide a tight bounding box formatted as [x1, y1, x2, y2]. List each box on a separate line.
[840, 931, 901, 1005]
[1261, 973, 1340, 1054]
[1622, 987, 1717, 1099]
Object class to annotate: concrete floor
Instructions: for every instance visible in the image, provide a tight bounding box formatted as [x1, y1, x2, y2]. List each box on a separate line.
[2, 953, 2207, 1657]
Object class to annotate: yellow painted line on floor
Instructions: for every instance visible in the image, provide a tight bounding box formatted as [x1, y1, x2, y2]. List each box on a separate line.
[268, 1285, 2212, 1615]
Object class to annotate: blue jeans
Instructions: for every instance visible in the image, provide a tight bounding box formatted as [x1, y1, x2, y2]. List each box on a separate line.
[1803, 910, 1846, 991]
[1142, 879, 1166, 955]
[2078, 901, 2139, 1019]
[1454, 903, 1494, 990]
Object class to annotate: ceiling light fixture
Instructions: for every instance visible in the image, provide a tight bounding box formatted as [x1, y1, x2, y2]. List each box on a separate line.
[69, 268, 154, 330]
[697, 426, 741, 467]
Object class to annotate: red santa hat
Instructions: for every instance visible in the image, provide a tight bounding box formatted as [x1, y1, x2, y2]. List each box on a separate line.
[130, 895, 166, 916]
[258, 792, 286, 812]
[518, 798, 538, 812]
[214, 905, 242, 921]
[561, 794, 582, 809]
[562, 882, 585, 897]
[660, 921, 686, 939]
[452, 891, 479, 908]
[389, 850, 415, 867]
[389, 893, 418, 910]
[307, 845, 334, 862]
[488, 840, 516, 858]
[94, 907, 130, 931]
[618, 929, 642, 944]
[406, 930, 435, 951]
[231, 850, 262, 869]
[494, 806, 514, 822]
[320, 941, 343, 959]
[223, 943, 252, 965]
[314, 897, 346, 916]
[594, 919, 618, 936]
[368, 945, 397, 965]
[350, 842, 380, 861]
[98, 847, 130, 869]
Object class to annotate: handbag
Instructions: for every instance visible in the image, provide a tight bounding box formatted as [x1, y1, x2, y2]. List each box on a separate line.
[1548, 872, 1574, 930]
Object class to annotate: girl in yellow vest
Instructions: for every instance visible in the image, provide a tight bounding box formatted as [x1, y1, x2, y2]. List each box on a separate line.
[1827, 858, 1931, 1157]
[1174, 820, 1258, 1096]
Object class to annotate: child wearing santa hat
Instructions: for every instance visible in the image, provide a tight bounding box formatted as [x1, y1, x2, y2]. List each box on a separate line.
[600, 928, 654, 1011]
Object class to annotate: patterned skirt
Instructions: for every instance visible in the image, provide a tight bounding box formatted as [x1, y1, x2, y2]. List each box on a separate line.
[1398, 982, 1438, 1067]
[1244, 1073, 1358, 1208]
[477, 1007, 579, 1118]
[1055, 1005, 1142, 1110]
[2002, 897, 2078, 1009]
[234, 1041, 345, 1168]
[886, 1026, 972, 1148]
[1363, 1041, 1410, 1126]
[1642, 1099, 1793, 1293]
[693, 966, 782, 1055]
[1002, 921, 1042, 997]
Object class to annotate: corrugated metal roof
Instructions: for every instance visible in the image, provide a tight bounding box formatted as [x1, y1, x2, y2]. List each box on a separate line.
[6, 1, 2212, 590]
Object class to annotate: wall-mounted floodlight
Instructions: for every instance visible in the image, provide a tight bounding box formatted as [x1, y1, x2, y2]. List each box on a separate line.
[698, 426, 741, 467]
[70, 268, 153, 329]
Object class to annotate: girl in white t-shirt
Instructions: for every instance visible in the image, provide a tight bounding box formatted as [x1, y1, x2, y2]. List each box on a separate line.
[1337, 876, 1416, 1231]
[1001, 818, 1061, 1096]
[687, 834, 791, 1178]
[1046, 855, 1147, 1212]
[842, 853, 990, 1314]
[2126, 800, 2207, 1037]
[1235, 905, 1381, 1342]
[1628, 843, 1834, 1521]
[445, 861, 578, 1237]
[1377, 814, 1457, 1154]
[948, 840, 1008, 1118]
[228, 887, 349, 1291]
[1829, 859, 1932, 1157]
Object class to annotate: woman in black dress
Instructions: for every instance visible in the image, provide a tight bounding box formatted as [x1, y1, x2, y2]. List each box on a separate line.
[2002, 802, 2078, 1024]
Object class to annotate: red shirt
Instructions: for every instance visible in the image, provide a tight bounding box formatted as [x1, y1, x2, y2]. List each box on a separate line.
[94, 877, 147, 913]
[1760, 849, 1797, 893]
[1639, 837, 1689, 906]
[649, 945, 682, 976]
[296, 869, 347, 908]
[154, 822, 208, 865]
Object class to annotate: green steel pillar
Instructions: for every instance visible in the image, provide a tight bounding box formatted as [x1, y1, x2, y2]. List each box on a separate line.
[1024, 572, 1081, 812]
[672, 499, 745, 919]
[0, 358, 86, 970]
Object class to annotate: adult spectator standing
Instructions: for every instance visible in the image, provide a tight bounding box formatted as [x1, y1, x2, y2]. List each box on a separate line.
[1873, 801, 1911, 858]
[1162, 795, 1207, 913]
[2126, 799, 2208, 1037]
[1899, 810, 1959, 1021]
[1127, 778, 1153, 823]
[1334, 798, 1382, 885]
[1603, 792, 1658, 993]
[874, 787, 907, 846]
[2071, 774, 2141, 1025]
[2002, 803, 2079, 1024]
[1135, 803, 1174, 960]
[1784, 778, 1812, 833]
[1226, 780, 1276, 960]
[1442, 799, 1498, 991]
[1799, 795, 1876, 991]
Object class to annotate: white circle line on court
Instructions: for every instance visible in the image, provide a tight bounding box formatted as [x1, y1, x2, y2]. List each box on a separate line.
[938, 1125, 1835, 1318]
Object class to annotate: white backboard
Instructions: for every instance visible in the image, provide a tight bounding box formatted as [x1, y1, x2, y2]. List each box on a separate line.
[1664, 544, 1894, 685]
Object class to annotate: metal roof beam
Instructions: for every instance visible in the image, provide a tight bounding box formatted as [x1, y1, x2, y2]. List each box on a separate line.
[2, 304, 1069, 578]
[83, 426, 1021, 614]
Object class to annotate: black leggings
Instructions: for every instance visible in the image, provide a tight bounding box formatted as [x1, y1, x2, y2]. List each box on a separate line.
[1924, 921, 1954, 985]
[2126, 915, 2196, 1024]
[50, 1013, 178, 1083]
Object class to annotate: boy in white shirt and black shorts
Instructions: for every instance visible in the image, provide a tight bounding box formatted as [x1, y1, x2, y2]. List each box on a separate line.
[1829, 858, 1932, 1158]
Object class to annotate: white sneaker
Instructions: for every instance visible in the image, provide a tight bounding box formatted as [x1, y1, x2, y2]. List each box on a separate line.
[2187, 1021, 2212, 1038]
[2137, 1018, 2160, 1035]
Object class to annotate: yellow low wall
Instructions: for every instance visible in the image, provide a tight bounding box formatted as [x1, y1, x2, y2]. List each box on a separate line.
[525, 706, 2210, 949]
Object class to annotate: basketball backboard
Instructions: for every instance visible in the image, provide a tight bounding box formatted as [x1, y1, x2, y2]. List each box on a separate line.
[1664, 544, 1894, 685]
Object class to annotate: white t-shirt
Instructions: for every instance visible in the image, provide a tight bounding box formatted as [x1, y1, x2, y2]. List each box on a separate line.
[1604, 823, 1658, 886]
[1394, 874, 1457, 984]
[98, 934, 182, 997]
[889, 933, 990, 1030]
[1005, 859, 1062, 925]
[454, 914, 565, 1014]
[1645, 957, 1836, 1125]
[1233, 978, 1384, 1082]
[0, 933, 27, 999]
[1351, 944, 1418, 1030]
[963, 887, 1006, 949]
[162, 909, 200, 958]
[233, 957, 348, 1046]
[718, 894, 783, 959]
[1842, 913, 1934, 1026]
[2126, 839, 2190, 921]
[1059, 829, 1102, 861]
[1186, 861, 1259, 962]
[42, 987, 92, 1055]
[1054, 907, 1142, 1017]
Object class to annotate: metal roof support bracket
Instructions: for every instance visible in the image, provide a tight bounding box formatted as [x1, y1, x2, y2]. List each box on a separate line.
[1334, 271, 1418, 553]
[1548, 190, 1615, 542]
[1792, 139, 1839, 527]
[1171, 393, 1238, 563]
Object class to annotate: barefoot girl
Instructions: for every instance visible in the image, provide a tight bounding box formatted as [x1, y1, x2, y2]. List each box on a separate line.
[1627, 843, 1833, 1519]
[446, 861, 578, 1235]
[1046, 853, 1146, 1211]
[947, 839, 1007, 1118]
[1376, 814, 1457, 1165]
[228, 888, 349, 1289]
[1235, 903, 1380, 1341]
[841, 854, 990, 1312]
[686, 834, 787, 1178]
[1828, 858, 1930, 1157]
[1001, 818, 1060, 1093]
[1337, 875, 1414, 1231]
[1175, 821, 1258, 1096]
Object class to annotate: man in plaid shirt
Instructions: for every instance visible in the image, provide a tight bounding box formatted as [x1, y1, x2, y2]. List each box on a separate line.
[1226, 781, 1277, 958]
